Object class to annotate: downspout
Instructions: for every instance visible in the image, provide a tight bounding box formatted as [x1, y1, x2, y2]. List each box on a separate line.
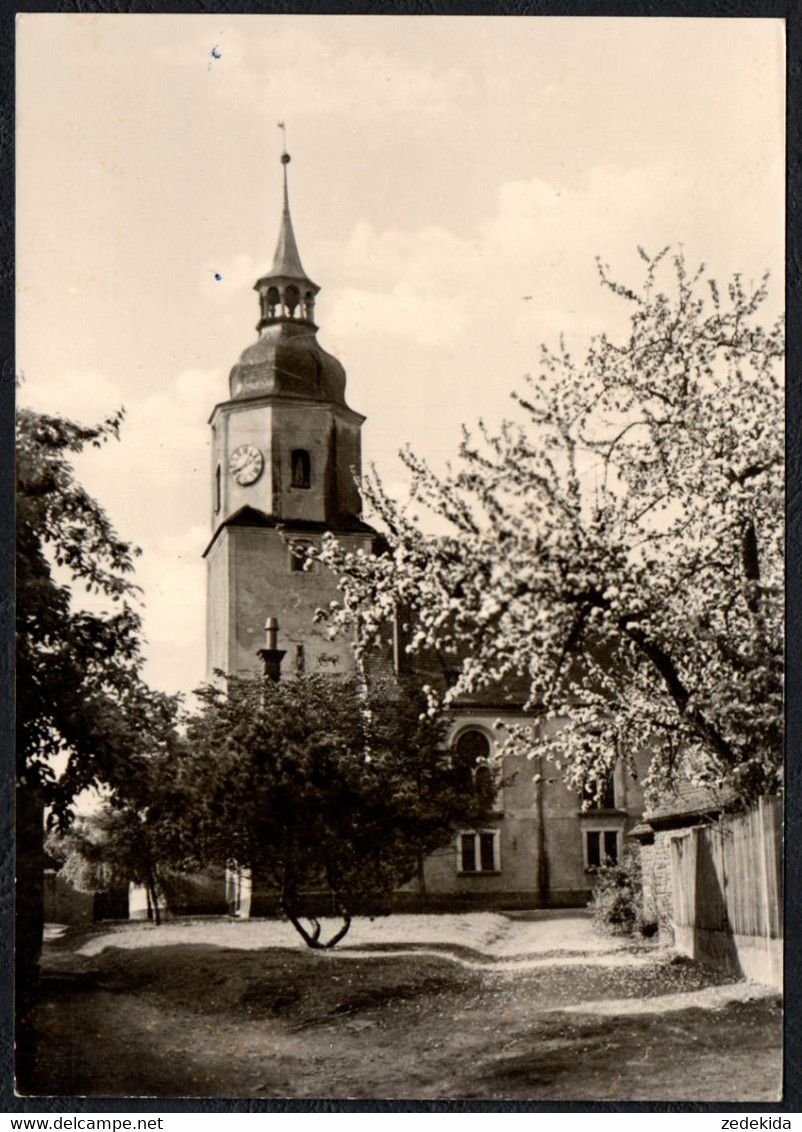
[415, 760, 427, 907]
[535, 755, 549, 906]
[416, 852, 427, 908]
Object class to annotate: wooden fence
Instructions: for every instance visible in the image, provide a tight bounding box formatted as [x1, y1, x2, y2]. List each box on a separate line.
[669, 795, 782, 987]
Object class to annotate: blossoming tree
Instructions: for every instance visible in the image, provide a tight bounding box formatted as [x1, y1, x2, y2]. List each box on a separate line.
[314, 251, 783, 805]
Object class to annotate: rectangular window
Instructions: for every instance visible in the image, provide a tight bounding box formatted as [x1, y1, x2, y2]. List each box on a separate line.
[479, 832, 496, 871]
[289, 541, 313, 572]
[457, 830, 500, 874]
[584, 775, 616, 809]
[215, 464, 221, 514]
[460, 833, 477, 872]
[584, 829, 620, 870]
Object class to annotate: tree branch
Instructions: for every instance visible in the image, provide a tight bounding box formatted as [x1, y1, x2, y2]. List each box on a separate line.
[621, 623, 737, 767]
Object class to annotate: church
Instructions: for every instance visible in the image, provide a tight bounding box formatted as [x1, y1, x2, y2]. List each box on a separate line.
[202, 149, 650, 914]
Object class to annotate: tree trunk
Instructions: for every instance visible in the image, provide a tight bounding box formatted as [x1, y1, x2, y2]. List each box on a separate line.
[15, 784, 45, 1093]
[149, 881, 161, 927]
[280, 900, 351, 949]
[144, 859, 161, 927]
[282, 905, 322, 948]
[323, 915, 351, 948]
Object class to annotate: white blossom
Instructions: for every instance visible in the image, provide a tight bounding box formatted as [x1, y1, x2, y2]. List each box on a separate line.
[315, 252, 783, 805]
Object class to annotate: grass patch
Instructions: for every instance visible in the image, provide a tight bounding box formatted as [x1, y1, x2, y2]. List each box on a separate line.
[31, 921, 782, 1101]
[84, 943, 478, 1027]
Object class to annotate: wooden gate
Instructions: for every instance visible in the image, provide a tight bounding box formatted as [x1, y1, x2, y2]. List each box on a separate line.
[669, 795, 782, 987]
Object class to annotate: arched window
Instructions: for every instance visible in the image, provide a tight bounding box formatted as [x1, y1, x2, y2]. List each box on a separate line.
[453, 729, 495, 804]
[455, 729, 491, 765]
[291, 449, 311, 489]
[284, 284, 300, 317]
[452, 729, 501, 875]
[215, 464, 221, 513]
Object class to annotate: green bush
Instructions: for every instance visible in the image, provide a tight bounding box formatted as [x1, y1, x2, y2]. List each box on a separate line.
[589, 847, 647, 936]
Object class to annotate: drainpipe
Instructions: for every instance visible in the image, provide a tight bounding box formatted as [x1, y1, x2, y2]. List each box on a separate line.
[535, 755, 549, 906]
[239, 616, 286, 920]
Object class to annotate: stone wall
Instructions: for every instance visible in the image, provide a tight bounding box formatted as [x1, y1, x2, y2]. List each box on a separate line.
[43, 871, 95, 925]
[638, 830, 676, 940]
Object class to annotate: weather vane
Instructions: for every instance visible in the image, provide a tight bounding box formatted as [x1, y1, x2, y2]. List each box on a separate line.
[278, 121, 290, 164]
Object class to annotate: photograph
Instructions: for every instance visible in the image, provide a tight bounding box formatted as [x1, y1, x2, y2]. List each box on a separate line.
[15, 13, 784, 1102]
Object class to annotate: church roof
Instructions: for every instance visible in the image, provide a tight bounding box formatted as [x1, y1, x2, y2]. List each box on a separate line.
[360, 631, 536, 712]
[228, 322, 347, 404]
[202, 507, 379, 559]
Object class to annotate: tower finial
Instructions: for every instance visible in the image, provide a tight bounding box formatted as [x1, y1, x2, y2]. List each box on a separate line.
[253, 127, 319, 331]
[278, 121, 289, 164]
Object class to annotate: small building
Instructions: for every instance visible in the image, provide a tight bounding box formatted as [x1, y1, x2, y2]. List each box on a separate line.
[629, 781, 738, 938]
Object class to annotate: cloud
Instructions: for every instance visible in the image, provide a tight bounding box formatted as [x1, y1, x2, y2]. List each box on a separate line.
[18, 369, 126, 424]
[136, 523, 209, 694]
[324, 155, 781, 362]
[157, 22, 473, 122]
[336, 221, 480, 291]
[323, 174, 612, 353]
[329, 283, 467, 349]
[20, 366, 220, 696]
[22, 365, 221, 575]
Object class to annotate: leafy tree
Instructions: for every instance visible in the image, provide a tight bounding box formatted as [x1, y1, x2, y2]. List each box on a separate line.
[18, 406, 144, 810]
[16, 405, 179, 1083]
[314, 251, 783, 807]
[172, 673, 496, 948]
[46, 807, 162, 922]
[46, 752, 186, 927]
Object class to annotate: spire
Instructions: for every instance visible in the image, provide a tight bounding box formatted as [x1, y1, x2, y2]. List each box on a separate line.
[254, 127, 319, 333]
[270, 144, 310, 280]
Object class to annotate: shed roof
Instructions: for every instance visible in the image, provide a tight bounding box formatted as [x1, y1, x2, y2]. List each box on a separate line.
[642, 780, 738, 823]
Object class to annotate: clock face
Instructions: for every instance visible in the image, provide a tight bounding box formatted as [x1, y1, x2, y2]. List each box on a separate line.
[229, 444, 264, 486]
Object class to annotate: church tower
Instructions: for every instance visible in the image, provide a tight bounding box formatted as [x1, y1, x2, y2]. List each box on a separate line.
[204, 147, 376, 681]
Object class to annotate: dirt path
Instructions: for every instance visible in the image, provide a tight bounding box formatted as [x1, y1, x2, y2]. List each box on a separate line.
[69, 910, 645, 960]
[28, 917, 783, 1102]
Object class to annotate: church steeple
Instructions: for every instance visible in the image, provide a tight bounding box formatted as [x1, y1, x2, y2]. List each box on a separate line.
[254, 143, 320, 332]
[205, 130, 375, 686]
[226, 140, 348, 405]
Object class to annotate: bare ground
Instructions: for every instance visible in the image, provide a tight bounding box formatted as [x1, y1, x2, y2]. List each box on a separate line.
[27, 913, 783, 1102]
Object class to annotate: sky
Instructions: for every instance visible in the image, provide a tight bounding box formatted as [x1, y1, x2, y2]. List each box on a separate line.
[16, 14, 785, 698]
